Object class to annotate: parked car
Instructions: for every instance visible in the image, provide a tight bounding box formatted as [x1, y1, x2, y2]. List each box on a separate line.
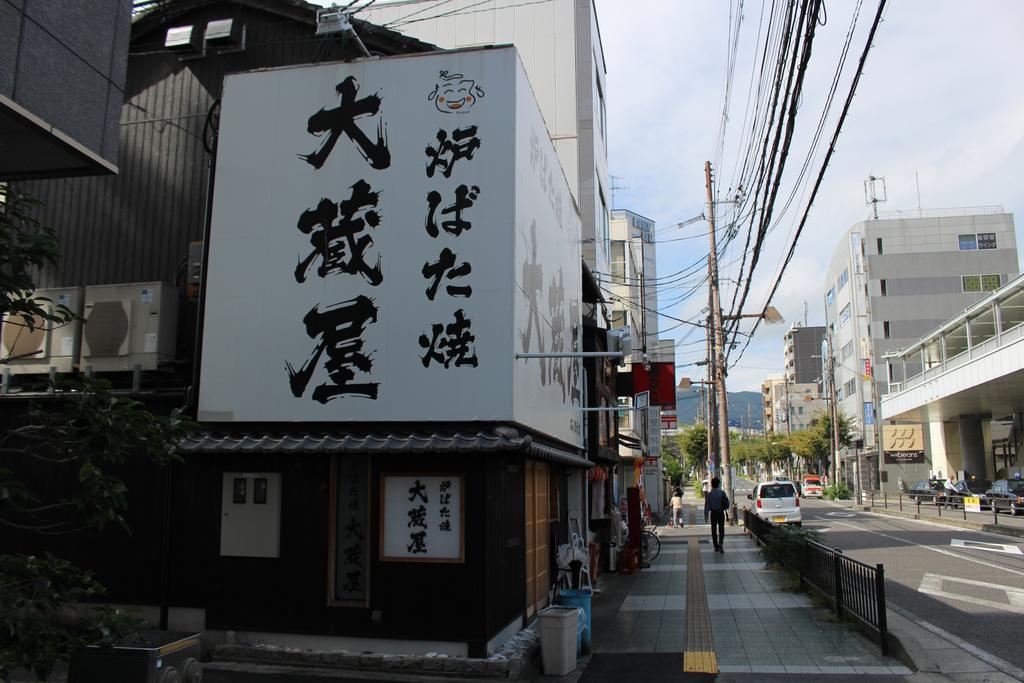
[801, 474, 823, 498]
[935, 479, 992, 509]
[984, 479, 1024, 515]
[906, 479, 945, 502]
[748, 480, 801, 526]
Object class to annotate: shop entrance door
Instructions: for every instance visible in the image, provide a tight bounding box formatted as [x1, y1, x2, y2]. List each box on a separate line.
[524, 461, 550, 618]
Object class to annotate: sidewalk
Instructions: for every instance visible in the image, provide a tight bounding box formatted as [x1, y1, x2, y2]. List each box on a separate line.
[567, 489, 913, 681]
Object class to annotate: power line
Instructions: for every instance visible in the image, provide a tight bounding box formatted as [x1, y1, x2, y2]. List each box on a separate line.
[730, 0, 889, 367]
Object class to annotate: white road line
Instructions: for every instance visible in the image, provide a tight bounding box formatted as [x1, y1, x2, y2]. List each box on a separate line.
[889, 602, 1024, 681]
[829, 519, 1024, 578]
[919, 573, 1024, 614]
[815, 501, 1024, 544]
[951, 538, 1024, 555]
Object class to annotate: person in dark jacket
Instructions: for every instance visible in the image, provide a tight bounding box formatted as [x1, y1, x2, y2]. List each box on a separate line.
[704, 477, 730, 552]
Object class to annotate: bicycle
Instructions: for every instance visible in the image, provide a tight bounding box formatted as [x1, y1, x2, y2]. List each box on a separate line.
[621, 523, 661, 564]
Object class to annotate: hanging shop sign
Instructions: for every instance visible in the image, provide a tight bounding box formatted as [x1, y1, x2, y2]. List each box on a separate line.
[882, 424, 925, 464]
[332, 456, 369, 604]
[380, 475, 463, 562]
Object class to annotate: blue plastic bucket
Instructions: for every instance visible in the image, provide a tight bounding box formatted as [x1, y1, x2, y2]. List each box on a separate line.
[555, 589, 592, 655]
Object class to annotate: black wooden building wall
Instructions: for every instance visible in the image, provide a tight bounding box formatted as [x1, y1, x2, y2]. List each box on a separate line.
[18, 0, 433, 292]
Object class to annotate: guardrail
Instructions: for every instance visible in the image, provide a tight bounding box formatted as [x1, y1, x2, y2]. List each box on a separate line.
[742, 509, 888, 654]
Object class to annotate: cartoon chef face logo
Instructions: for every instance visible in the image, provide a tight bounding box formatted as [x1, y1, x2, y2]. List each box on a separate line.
[428, 70, 485, 113]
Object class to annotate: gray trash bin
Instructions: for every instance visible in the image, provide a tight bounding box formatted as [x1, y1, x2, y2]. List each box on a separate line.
[537, 606, 580, 676]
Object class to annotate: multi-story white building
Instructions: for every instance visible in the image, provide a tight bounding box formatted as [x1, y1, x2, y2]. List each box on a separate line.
[823, 208, 1019, 489]
[762, 376, 827, 434]
[608, 209, 672, 512]
[361, 0, 612, 278]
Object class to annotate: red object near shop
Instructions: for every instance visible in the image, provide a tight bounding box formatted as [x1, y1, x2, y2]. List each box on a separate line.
[632, 362, 675, 406]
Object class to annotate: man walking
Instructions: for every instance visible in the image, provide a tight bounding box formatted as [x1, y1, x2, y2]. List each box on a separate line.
[704, 477, 729, 553]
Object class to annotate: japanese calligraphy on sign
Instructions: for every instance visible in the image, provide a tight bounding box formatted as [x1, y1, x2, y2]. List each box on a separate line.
[333, 456, 369, 604]
[380, 475, 463, 562]
[199, 47, 584, 448]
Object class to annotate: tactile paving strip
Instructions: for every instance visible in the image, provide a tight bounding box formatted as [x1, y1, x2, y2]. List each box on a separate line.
[682, 539, 718, 674]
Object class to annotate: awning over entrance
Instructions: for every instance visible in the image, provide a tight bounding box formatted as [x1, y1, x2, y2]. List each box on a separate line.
[180, 425, 592, 468]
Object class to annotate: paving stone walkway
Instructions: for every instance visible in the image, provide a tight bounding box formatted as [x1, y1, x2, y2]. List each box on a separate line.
[582, 491, 914, 679]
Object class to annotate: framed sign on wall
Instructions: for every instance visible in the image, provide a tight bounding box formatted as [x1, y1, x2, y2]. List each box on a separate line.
[380, 474, 464, 562]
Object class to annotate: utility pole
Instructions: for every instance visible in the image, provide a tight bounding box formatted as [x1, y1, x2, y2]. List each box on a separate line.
[705, 161, 735, 521]
[706, 315, 717, 475]
[826, 333, 840, 484]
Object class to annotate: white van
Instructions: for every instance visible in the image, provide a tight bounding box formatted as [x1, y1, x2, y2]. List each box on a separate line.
[749, 480, 801, 526]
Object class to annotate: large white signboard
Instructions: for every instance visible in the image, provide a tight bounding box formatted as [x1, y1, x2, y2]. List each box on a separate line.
[199, 47, 582, 447]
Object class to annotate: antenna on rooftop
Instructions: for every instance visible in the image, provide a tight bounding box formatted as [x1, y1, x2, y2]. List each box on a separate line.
[864, 174, 887, 220]
[610, 175, 629, 206]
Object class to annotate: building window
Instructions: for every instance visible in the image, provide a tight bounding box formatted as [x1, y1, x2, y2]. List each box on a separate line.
[876, 238, 883, 254]
[842, 341, 854, 360]
[610, 241, 626, 282]
[609, 307, 626, 330]
[839, 304, 851, 327]
[844, 379, 856, 397]
[837, 268, 849, 291]
[880, 279, 887, 296]
[836, 388, 843, 401]
[963, 274, 1002, 292]
[595, 67, 607, 146]
[959, 234, 977, 250]
[978, 232, 997, 249]
[826, 287, 835, 305]
[883, 321, 891, 338]
[599, 188, 610, 246]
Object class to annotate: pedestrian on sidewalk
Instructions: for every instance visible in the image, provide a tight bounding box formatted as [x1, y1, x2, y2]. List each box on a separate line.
[704, 477, 729, 553]
[670, 488, 684, 528]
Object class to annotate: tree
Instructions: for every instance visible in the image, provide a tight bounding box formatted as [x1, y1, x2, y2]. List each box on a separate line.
[677, 424, 708, 474]
[0, 186, 73, 365]
[1, 186, 191, 681]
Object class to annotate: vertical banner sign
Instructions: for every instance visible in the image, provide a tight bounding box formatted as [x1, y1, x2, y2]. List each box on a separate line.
[334, 456, 368, 603]
[851, 233, 864, 274]
[863, 358, 872, 379]
[863, 402, 875, 426]
[380, 475, 463, 562]
[199, 48, 582, 448]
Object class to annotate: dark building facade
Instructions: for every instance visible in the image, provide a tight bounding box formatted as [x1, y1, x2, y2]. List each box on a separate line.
[784, 324, 826, 385]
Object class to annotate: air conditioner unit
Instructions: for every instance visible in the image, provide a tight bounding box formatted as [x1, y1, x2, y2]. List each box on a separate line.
[80, 283, 178, 372]
[0, 287, 85, 375]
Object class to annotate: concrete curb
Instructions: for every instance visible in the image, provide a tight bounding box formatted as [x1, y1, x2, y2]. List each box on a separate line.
[209, 632, 539, 680]
[863, 506, 1024, 539]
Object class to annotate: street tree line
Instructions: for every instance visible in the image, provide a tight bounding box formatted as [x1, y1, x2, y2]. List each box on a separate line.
[661, 409, 854, 486]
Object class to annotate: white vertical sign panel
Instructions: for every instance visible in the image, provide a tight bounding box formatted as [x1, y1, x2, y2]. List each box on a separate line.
[511, 60, 584, 448]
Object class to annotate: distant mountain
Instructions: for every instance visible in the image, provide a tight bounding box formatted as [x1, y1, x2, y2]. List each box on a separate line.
[676, 388, 763, 430]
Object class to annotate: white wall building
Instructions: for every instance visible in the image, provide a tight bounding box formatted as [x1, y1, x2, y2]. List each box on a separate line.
[823, 208, 1019, 491]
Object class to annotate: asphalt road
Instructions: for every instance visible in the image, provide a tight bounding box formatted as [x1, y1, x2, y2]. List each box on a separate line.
[792, 496, 1024, 679]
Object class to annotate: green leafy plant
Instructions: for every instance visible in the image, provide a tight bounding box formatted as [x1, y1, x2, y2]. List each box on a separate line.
[0, 554, 139, 681]
[0, 186, 75, 366]
[761, 525, 823, 572]
[823, 483, 851, 500]
[1, 187, 192, 679]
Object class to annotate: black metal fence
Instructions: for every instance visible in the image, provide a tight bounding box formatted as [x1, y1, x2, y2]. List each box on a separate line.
[742, 509, 888, 654]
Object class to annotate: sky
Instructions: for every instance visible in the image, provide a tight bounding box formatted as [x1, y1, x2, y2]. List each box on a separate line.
[592, 0, 1024, 391]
